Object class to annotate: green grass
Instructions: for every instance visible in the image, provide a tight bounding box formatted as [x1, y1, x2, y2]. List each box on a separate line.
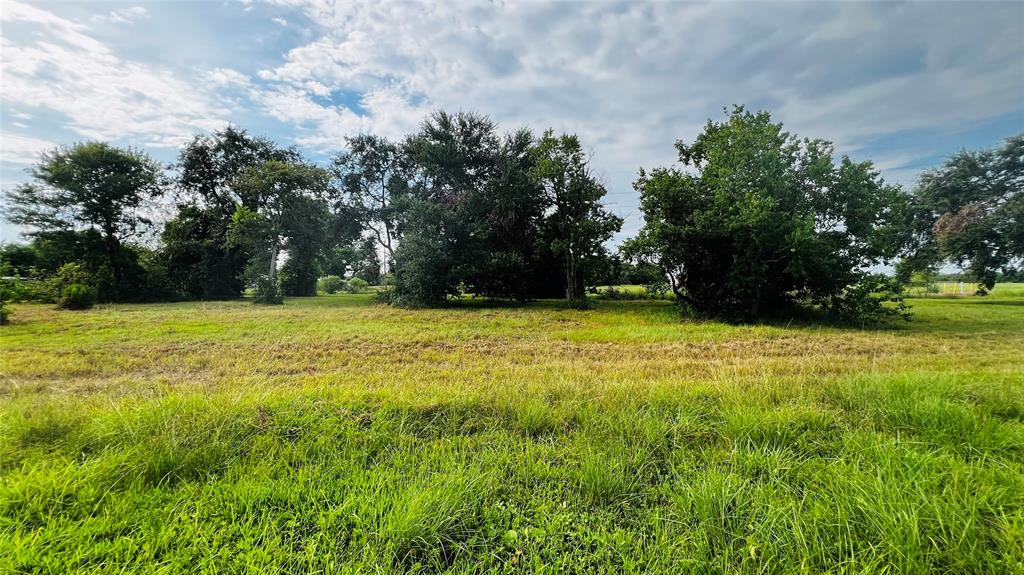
[1, 292, 1023, 573]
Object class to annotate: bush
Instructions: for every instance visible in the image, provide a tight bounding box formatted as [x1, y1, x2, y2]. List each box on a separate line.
[57, 283, 96, 310]
[347, 277, 369, 294]
[39, 263, 96, 305]
[252, 275, 283, 305]
[317, 275, 346, 294]
[0, 277, 36, 303]
[815, 274, 911, 325]
[595, 284, 672, 301]
[0, 285, 12, 324]
[644, 280, 671, 300]
[375, 285, 396, 304]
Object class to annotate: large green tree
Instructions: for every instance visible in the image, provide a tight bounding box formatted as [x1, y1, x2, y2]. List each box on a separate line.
[228, 161, 333, 303]
[394, 111, 547, 304]
[332, 134, 408, 279]
[5, 142, 163, 300]
[532, 131, 622, 306]
[395, 111, 500, 305]
[166, 126, 300, 299]
[631, 107, 909, 323]
[902, 134, 1023, 292]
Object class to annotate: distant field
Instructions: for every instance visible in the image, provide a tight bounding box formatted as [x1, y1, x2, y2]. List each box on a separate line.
[2, 292, 1023, 573]
[922, 282, 1024, 298]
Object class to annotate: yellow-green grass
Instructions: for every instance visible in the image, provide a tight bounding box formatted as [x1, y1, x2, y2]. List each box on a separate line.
[1, 293, 1023, 573]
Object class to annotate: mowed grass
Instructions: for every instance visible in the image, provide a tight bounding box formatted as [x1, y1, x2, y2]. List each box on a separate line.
[1, 290, 1023, 574]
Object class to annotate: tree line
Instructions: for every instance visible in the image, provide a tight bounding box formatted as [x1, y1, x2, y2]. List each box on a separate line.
[2, 106, 1021, 324]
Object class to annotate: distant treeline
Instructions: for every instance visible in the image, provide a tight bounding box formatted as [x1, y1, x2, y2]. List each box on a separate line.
[2, 106, 1021, 324]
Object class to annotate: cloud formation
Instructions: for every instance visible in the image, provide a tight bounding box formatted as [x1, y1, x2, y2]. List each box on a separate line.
[1, 0, 1021, 243]
[244, 0, 1023, 234]
[91, 6, 149, 25]
[1, 1, 227, 149]
[0, 133, 55, 168]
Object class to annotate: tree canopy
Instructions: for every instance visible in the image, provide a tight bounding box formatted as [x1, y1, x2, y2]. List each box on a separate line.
[901, 135, 1023, 292]
[4, 107, 1018, 324]
[630, 107, 909, 322]
[5, 142, 163, 301]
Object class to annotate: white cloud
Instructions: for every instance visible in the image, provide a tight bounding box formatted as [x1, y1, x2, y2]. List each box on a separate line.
[0, 132, 57, 165]
[92, 6, 149, 25]
[245, 0, 1023, 239]
[207, 67, 252, 88]
[1, 0, 1021, 243]
[1, 1, 228, 149]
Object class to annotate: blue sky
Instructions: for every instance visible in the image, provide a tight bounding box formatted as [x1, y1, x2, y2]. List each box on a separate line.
[2, 0, 1022, 244]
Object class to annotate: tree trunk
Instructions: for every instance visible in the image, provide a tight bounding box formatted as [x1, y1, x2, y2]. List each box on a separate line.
[268, 239, 279, 283]
[102, 229, 122, 301]
[564, 249, 575, 302]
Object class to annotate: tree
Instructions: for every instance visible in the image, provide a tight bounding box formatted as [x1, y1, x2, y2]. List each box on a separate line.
[228, 160, 332, 304]
[333, 134, 408, 278]
[394, 111, 504, 305]
[167, 126, 301, 299]
[531, 131, 622, 306]
[178, 125, 301, 215]
[632, 107, 909, 323]
[903, 134, 1023, 293]
[279, 194, 333, 296]
[462, 127, 545, 301]
[5, 142, 163, 300]
[160, 205, 244, 300]
[351, 236, 383, 284]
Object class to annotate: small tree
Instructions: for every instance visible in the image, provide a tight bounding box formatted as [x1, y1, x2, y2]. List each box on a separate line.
[632, 107, 910, 323]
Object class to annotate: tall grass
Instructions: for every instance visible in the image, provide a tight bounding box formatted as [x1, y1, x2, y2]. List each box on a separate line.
[1, 292, 1022, 572]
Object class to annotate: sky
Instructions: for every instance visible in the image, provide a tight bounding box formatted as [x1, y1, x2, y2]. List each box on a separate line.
[1, 0, 1022, 244]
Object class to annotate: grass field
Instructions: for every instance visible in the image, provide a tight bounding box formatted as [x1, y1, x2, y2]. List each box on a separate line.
[2, 287, 1023, 573]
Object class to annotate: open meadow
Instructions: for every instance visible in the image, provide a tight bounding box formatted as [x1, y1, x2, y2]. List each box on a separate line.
[2, 288, 1023, 573]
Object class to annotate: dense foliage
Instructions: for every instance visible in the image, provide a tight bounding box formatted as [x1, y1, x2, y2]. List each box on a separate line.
[630, 107, 910, 322]
[3, 107, 1019, 323]
[5, 143, 163, 302]
[900, 135, 1023, 293]
[167, 127, 303, 300]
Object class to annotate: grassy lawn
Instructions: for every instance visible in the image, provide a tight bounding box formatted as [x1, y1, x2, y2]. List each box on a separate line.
[1, 291, 1023, 573]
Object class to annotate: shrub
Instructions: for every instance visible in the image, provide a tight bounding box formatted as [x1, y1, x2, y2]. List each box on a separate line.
[40, 263, 96, 304]
[0, 288, 11, 324]
[375, 285, 396, 304]
[0, 277, 35, 303]
[644, 280, 671, 299]
[252, 275, 283, 305]
[816, 274, 910, 325]
[317, 275, 346, 294]
[57, 283, 97, 310]
[347, 277, 369, 293]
